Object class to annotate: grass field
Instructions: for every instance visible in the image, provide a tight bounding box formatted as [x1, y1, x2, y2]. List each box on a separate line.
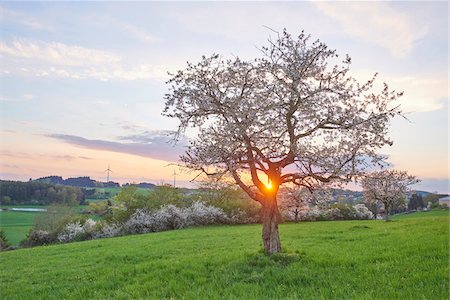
[0, 210, 448, 299]
[0, 211, 38, 245]
[0, 205, 89, 245]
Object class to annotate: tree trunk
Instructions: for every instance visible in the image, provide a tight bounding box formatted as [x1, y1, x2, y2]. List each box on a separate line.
[384, 206, 390, 221]
[294, 209, 299, 222]
[261, 196, 281, 255]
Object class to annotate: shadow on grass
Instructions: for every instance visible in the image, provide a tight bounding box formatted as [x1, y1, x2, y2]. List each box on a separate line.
[349, 225, 371, 230]
[222, 251, 303, 280]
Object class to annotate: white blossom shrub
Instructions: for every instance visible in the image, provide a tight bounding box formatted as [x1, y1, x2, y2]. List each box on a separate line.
[354, 204, 374, 220]
[305, 207, 322, 221]
[83, 219, 97, 231]
[94, 223, 123, 239]
[185, 201, 228, 226]
[294, 204, 374, 221]
[122, 202, 228, 234]
[57, 221, 85, 243]
[325, 208, 343, 220]
[123, 209, 156, 234]
[229, 208, 258, 224]
[152, 205, 188, 231]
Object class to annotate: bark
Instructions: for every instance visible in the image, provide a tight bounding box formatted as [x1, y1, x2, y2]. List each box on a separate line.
[261, 196, 281, 255]
[384, 205, 390, 221]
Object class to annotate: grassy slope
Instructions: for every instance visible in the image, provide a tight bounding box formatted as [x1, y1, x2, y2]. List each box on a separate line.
[0, 211, 448, 299]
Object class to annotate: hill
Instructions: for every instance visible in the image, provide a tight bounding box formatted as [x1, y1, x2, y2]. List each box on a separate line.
[0, 211, 448, 299]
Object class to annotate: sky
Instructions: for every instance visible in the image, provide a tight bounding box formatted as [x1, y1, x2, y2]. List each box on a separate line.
[0, 1, 448, 193]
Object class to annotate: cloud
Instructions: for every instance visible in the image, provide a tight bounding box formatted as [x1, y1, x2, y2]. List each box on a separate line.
[13, 64, 169, 82]
[22, 94, 33, 100]
[0, 94, 33, 102]
[0, 6, 53, 31]
[0, 39, 120, 66]
[48, 132, 187, 162]
[0, 150, 93, 161]
[116, 121, 148, 133]
[0, 163, 20, 169]
[0, 38, 170, 81]
[351, 69, 448, 113]
[313, 2, 427, 58]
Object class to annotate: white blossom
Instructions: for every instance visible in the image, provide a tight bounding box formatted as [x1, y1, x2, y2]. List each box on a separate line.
[57, 222, 84, 243]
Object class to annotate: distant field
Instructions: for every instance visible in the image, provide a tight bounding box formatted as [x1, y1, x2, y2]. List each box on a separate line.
[0, 205, 89, 245]
[0, 211, 39, 245]
[0, 210, 447, 299]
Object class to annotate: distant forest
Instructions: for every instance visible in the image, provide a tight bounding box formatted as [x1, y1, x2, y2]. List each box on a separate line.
[0, 180, 85, 205]
[0, 177, 157, 205]
[35, 176, 120, 188]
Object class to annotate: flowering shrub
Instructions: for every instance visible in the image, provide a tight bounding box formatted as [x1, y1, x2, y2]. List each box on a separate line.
[156, 205, 189, 230]
[123, 209, 156, 234]
[56, 219, 98, 243]
[354, 204, 374, 220]
[21, 230, 53, 247]
[229, 208, 259, 224]
[284, 203, 374, 222]
[185, 202, 228, 226]
[94, 222, 123, 239]
[57, 222, 85, 243]
[123, 202, 228, 234]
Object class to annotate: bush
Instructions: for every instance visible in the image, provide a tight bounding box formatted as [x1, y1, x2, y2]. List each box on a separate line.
[123, 202, 228, 234]
[185, 202, 228, 226]
[153, 205, 188, 230]
[93, 222, 123, 239]
[22, 205, 92, 247]
[56, 219, 98, 243]
[0, 229, 10, 251]
[293, 203, 374, 222]
[57, 222, 85, 243]
[123, 209, 157, 234]
[354, 204, 374, 219]
[21, 230, 53, 247]
[193, 185, 261, 222]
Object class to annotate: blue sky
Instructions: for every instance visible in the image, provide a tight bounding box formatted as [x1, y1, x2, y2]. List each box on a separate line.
[0, 1, 448, 193]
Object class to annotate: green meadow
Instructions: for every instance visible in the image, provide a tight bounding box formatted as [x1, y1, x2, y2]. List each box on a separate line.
[0, 210, 38, 245]
[0, 205, 88, 245]
[0, 210, 448, 299]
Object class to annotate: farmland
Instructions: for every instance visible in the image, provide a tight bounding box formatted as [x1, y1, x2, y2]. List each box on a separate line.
[0, 210, 448, 299]
[0, 187, 153, 245]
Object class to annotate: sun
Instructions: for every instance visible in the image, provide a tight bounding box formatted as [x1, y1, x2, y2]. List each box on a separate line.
[265, 181, 272, 190]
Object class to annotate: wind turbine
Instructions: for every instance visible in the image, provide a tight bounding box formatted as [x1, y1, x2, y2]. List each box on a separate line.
[172, 169, 178, 188]
[104, 164, 113, 183]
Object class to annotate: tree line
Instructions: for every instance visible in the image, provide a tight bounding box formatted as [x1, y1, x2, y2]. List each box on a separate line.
[0, 180, 85, 205]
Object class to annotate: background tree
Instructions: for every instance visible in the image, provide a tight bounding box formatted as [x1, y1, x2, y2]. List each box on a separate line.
[363, 196, 381, 219]
[408, 193, 425, 211]
[195, 178, 261, 220]
[362, 169, 419, 221]
[279, 185, 331, 222]
[423, 193, 447, 209]
[164, 29, 403, 254]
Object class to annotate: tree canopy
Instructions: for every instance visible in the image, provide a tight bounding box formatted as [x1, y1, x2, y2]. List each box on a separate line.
[164, 29, 403, 254]
[362, 169, 419, 220]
